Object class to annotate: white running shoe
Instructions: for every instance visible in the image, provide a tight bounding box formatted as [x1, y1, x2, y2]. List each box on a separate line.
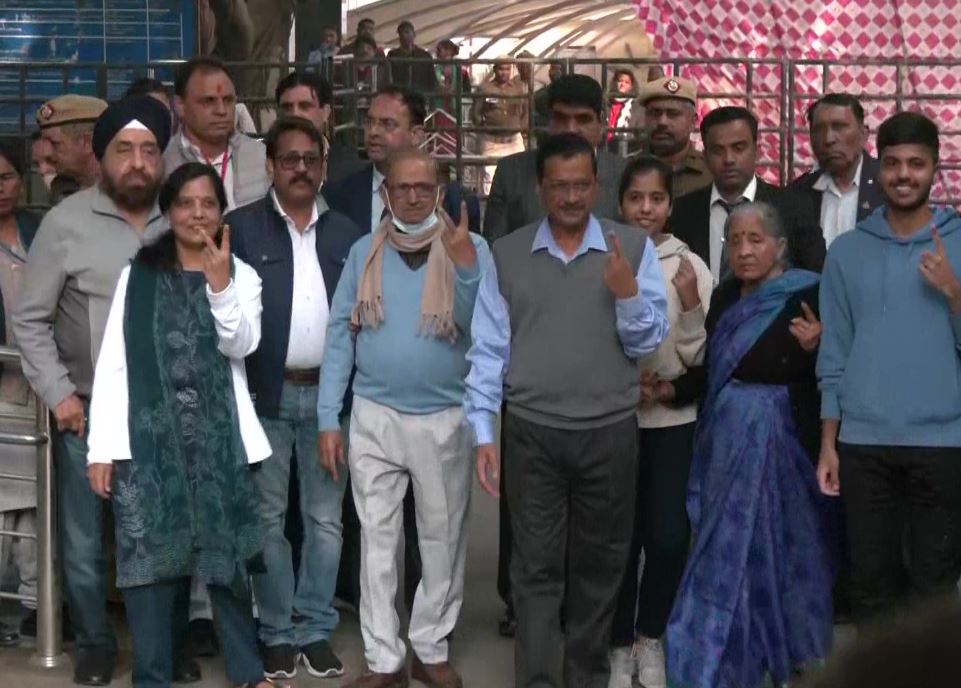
[635, 637, 667, 688]
[608, 646, 635, 688]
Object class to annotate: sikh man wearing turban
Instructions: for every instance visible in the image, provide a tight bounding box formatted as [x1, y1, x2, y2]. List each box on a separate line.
[13, 96, 172, 687]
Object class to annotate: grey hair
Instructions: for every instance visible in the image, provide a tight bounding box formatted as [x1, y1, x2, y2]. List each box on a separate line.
[723, 201, 791, 268]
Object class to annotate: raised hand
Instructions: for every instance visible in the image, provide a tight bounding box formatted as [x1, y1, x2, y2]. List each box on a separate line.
[439, 200, 477, 269]
[789, 301, 822, 352]
[919, 228, 961, 313]
[201, 223, 231, 294]
[604, 232, 638, 299]
[672, 255, 700, 312]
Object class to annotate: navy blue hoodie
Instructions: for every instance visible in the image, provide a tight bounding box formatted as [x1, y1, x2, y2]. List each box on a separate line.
[818, 205, 961, 447]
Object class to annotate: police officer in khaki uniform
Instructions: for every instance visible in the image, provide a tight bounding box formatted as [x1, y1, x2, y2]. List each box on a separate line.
[639, 76, 712, 198]
[473, 57, 528, 195]
[36, 95, 108, 191]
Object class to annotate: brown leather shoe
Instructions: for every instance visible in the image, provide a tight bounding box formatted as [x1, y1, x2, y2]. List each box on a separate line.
[343, 669, 409, 688]
[411, 657, 463, 688]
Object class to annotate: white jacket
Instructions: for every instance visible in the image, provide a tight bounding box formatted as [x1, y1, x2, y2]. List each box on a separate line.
[87, 259, 271, 465]
[638, 235, 713, 429]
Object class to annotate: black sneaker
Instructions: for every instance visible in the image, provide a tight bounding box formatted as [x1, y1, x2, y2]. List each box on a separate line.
[73, 650, 115, 687]
[300, 640, 344, 678]
[187, 619, 220, 658]
[262, 643, 298, 680]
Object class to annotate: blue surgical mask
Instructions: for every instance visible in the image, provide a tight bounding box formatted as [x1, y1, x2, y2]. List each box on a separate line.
[385, 191, 441, 235]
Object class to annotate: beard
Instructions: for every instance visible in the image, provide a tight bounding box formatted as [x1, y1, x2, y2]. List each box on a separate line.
[101, 169, 162, 211]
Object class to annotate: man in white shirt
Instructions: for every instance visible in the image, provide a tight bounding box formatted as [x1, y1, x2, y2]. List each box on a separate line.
[671, 106, 782, 282]
[780, 93, 884, 256]
[226, 117, 365, 680]
[163, 56, 269, 211]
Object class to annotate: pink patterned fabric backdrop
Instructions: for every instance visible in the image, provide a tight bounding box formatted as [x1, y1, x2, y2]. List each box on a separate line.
[633, 0, 961, 200]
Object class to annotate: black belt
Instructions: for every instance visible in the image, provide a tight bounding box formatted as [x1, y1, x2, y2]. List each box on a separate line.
[283, 368, 320, 386]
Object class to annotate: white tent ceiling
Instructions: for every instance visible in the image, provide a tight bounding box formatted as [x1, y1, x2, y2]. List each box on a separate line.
[348, 0, 654, 59]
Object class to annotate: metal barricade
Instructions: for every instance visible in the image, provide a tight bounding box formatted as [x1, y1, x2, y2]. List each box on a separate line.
[0, 346, 65, 667]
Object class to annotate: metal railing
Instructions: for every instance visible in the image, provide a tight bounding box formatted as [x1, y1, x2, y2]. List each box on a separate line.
[0, 346, 64, 668]
[2, 55, 960, 203]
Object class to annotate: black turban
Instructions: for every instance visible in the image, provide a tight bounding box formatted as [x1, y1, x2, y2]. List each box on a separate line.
[92, 95, 171, 161]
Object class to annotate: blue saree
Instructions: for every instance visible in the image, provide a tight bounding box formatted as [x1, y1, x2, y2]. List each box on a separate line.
[665, 270, 834, 688]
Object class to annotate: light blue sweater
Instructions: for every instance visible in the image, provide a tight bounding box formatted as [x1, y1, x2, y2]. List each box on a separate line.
[317, 232, 490, 430]
[818, 205, 961, 447]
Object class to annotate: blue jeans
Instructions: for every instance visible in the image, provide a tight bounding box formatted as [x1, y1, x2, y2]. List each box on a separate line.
[123, 578, 263, 687]
[251, 383, 347, 647]
[57, 425, 117, 656]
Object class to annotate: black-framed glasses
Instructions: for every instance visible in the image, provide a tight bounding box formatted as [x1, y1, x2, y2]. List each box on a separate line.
[276, 152, 323, 171]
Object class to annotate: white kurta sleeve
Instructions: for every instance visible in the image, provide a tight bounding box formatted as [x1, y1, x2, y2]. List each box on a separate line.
[87, 266, 132, 464]
[205, 260, 263, 360]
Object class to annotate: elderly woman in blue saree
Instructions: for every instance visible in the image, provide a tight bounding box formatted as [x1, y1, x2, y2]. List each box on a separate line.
[665, 202, 836, 688]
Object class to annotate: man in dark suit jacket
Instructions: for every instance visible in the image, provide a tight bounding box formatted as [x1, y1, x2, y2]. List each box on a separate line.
[320, 85, 480, 616]
[483, 74, 627, 242]
[671, 106, 826, 279]
[322, 85, 480, 235]
[776, 94, 884, 256]
[226, 118, 364, 680]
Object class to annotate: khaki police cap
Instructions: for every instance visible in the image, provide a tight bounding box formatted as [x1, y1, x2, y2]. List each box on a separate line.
[36, 95, 108, 130]
[639, 76, 698, 107]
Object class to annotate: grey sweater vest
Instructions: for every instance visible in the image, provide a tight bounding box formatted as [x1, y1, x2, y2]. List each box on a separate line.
[492, 218, 646, 430]
[163, 131, 269, 210]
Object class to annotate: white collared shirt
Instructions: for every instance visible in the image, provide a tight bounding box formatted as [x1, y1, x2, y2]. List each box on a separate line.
[814, 155, 863, 248]
[709, 175, 759, 282]
[270, 190, 329, 369]
[371, 167, 385, 233]
[181, 132, 236, 210]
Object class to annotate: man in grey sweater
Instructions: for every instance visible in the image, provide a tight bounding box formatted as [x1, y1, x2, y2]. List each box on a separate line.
[13, 97, 171, 687]
[163, 56, 269, 211]
[465, 133, 669, 688]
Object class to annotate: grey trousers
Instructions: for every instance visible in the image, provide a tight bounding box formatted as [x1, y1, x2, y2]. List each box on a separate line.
[349, 396, 472, 673]
[504, 411, 638, 688]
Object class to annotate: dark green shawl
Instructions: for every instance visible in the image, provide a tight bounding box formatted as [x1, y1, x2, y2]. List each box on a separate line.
[111, 259, 263, 591]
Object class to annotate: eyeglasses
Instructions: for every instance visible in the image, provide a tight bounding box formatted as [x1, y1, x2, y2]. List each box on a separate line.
[388, 182, 438, 198]
[276, 152, 323, 170]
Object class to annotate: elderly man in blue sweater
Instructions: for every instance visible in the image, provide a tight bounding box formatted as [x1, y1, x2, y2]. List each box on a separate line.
[317, 147, 489, 688]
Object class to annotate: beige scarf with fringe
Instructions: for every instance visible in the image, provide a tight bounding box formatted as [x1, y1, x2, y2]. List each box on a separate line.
[351, 215, 457, 341]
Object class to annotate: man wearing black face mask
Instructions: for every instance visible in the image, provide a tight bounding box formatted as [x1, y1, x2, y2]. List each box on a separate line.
[318, 147, 490, 688]
[225, 117, 364, 681]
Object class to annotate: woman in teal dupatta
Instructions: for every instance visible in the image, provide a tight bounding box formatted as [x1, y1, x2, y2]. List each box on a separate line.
[87, 163, 272, 688]
[665, 203, 837, 688]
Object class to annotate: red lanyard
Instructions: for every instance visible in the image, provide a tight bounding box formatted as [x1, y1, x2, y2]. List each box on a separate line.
[204, 150, 230, 182]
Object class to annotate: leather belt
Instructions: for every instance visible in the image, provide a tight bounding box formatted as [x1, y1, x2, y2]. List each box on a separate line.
[283, 368, 320, 386]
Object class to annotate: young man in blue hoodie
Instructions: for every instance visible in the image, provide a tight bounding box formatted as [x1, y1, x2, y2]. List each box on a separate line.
[817, 111, 961, 624]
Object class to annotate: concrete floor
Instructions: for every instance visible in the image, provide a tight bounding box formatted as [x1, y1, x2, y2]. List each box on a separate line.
[0, 480, 516, 686]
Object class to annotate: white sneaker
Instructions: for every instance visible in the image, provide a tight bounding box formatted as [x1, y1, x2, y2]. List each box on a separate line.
[608, 646, 635, 688]
[635, 637, 667, 688]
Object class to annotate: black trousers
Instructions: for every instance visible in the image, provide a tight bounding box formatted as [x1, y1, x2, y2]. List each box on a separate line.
[839, 443, 961, 624]
[505, 412, 637, 688]
[611, 422, 694, 646]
